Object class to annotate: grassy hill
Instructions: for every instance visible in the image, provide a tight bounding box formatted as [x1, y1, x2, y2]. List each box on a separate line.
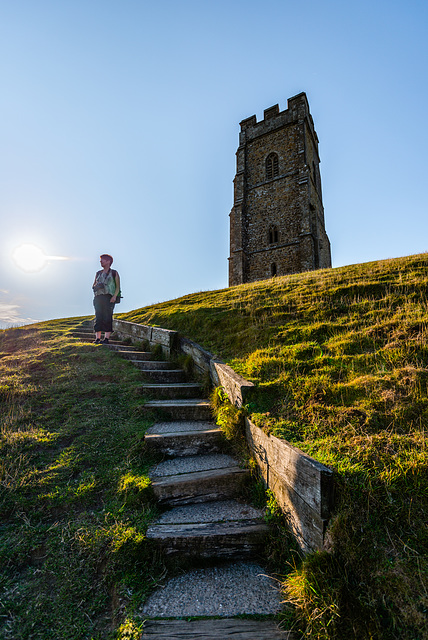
[118, 252, 428, 639]
[0, 320, 161, 639]
[0, 253, 427, 639]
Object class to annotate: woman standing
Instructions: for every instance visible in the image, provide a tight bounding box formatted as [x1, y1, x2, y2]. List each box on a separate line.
[92, 254, 121, 344]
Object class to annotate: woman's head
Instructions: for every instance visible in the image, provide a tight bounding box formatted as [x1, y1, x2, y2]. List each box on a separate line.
[100, 254, 113, 267]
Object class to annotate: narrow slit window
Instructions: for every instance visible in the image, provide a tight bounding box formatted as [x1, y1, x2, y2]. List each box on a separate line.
[268, 225, 279, 244]
[266, 153, 279, 180]
[271, 263, 277, 277]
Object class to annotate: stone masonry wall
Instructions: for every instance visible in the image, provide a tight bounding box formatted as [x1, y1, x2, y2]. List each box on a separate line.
[229, 92, 331, 286]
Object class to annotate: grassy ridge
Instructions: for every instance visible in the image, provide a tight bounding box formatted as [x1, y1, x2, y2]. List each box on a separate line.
[0, 320, 161, 640]
[118, 253, 428, 639]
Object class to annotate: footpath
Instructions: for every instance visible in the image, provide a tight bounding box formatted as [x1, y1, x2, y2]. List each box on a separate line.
[73, 322, 296, 640]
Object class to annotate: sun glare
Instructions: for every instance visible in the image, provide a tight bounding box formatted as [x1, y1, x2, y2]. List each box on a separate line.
[12, 244, 48, 272]
[12, 244, 70, 272]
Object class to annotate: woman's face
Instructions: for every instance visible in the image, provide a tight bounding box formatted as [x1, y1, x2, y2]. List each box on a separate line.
[100, 257, 111, 270]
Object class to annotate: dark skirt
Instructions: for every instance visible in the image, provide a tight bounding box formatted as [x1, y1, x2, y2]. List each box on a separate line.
[93, 295, 115, 332]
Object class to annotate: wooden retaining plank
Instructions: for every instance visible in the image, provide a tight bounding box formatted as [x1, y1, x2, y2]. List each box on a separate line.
[141, 619, 294, 639]
[246, 419, 332, 550]
[246, 419, 333, 518]
[146, 519, 268, 558]
[145, 428, 222, 456]
[151, 467, 248, 505]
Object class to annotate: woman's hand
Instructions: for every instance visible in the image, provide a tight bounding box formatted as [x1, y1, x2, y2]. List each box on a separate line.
[110, 295, 117, 303]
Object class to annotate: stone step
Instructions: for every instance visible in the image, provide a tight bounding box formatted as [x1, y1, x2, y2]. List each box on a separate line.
[134, 361, 176, 371]
[140, 369, 186, 383]
[139, 561, 284, 619]
[149, 454, 248, 506]
[76, 320, 94, 329]
[70, 331, 124, 346]
[144, 398, 212, 421]
[146, 500, 268, 560]
[70, 331, 96, 341]
[148, 518, 268, 560]
[141, 619, 293, 639]
[109, 348, 154, 361]
[141, 382, 202, 399]
[102, 343, 136, 350]
[145, 421, 223, 456]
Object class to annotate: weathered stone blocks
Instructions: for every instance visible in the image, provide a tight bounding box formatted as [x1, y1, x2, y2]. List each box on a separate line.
[229, 91, 331, 285]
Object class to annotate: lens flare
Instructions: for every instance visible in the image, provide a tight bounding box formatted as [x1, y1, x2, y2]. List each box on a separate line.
[12, 244, 47, 272]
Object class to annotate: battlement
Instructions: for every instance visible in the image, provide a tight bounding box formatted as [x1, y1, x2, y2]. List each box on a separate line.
[239, 92, 317, 143]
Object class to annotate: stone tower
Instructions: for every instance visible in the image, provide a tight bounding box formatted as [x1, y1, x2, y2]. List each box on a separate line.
[228, 92, 331, 286]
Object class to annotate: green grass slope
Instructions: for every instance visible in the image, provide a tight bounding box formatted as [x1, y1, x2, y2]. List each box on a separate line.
[118, 253, 428, 639]
[0, 320, 161, 640]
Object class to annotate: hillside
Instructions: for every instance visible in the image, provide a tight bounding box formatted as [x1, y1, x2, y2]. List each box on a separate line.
[0, 253, 427, 639]
[118, 252, 428, 639]
[0, 320, 162, 639]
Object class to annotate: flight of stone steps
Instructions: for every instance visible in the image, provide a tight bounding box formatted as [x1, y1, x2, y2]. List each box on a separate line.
[71, 322, 295, 640]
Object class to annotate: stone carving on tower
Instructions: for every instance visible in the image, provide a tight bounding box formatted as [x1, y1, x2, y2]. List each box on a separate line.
[228, 92, 331, 286]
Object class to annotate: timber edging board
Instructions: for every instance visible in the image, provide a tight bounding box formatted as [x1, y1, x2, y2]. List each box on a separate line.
[112, 318, 333, 551]
[141, 618, 295, 639]
[246, 418, 333, 551]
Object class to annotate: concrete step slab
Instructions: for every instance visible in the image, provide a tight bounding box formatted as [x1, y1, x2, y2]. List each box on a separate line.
[104, 343, 140, 351]
[134, 361, 176, 371]
[155, 499, 265, 524]
[71, 334, 126, 346]
[145, 421, 222, 456]
[108, 347, 153, 359]
[144, 398, 212, 421]
[139, 370, 186, 383]
[150, 465, 249, 506]
[141, 619, 293, 639]
[74, 337, 125, 347]
[139, 561, 283, 618]
[70, 331, 103, 342]
[141, 382, 202, 399]
[149, 453, 238, 478]
[147, 499, 268, 559]
[146, 421, 218, 435]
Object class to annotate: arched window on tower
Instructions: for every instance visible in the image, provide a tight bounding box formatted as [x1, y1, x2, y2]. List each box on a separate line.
[268, 225, 279, 244]
[266, 153, 279, 180]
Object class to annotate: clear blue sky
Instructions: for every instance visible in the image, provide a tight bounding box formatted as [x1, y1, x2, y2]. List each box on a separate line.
[1, 0, 427, 327]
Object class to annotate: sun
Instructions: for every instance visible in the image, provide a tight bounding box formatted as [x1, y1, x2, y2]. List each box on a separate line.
[12, 244, 48, 272]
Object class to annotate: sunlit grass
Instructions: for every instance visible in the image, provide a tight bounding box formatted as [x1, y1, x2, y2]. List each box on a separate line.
[2, 255, 428, 639]
[0, 320, 161, 639]
[118, 252, 428, 640]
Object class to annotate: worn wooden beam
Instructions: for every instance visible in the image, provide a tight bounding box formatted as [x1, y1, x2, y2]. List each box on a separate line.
[141, 618, 295, 639]
[246, 418, 333, 551]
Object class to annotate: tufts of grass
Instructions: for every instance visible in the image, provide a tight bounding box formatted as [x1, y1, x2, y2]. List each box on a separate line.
[116, 252, 428, 639]
[0, 320, 162, 639]
[211, 386, 246, 441]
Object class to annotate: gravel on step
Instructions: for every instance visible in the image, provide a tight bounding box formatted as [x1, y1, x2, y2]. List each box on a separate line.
[139, 561, 283, 618]
[156, 500, 265, 524]
[146, 421, 217, 435]
[149, 454, 238, 478]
